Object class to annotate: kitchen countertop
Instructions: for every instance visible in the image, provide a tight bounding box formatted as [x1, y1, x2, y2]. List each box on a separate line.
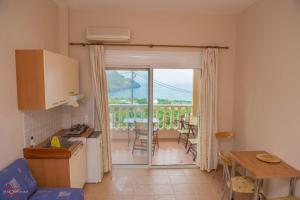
[23, 128, 94, 159]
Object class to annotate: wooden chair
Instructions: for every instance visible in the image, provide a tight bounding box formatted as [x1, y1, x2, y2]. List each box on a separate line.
[152, 124, 159, 155]
[132, 122, 148, 154]
[215, 132, 235, 178]
[186, 124, 198, 161]
[177, 115, 191, 148]
[219, 151, 257, 200]
[132, 122, 159, 155]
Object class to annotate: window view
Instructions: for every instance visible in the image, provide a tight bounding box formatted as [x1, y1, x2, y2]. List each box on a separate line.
[152, 69, 196, 165]
[107, 69, 197, 165]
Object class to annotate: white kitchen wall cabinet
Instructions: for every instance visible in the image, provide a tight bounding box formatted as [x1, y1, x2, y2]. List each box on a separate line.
[16, 49, 79, 110]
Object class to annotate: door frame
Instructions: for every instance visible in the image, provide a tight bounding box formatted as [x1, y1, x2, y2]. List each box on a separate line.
[107, 66, 198, 169]
[106, 49, 202, 168]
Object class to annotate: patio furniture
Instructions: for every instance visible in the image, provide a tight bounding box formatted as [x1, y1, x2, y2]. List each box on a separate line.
[152, 124, 159, 150]
[219, 151, 256, 200]
[186, 138, 198, 161]
[132, 122, 148, 154]
[214, 131, 235, 179]
[177, 116, 191, 148]
[0, 159, 83, 200]
[230, 151, 300, 200]
[186, 123, 198, 161]
[132, 121, 160, 155]
[124, 118, 159, 146]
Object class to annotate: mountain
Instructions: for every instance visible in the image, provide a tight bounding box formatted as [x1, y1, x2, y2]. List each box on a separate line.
[107, 71, 141, 92]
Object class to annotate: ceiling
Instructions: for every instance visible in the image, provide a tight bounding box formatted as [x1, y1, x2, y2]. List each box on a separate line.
[53, 0, 258, 14]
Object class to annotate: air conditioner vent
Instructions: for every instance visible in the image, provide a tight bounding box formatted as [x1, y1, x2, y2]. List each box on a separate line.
[86, 27, 130, 42]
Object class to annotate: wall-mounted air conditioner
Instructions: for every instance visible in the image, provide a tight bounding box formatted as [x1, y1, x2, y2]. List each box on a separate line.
[86, 27, 131, 42]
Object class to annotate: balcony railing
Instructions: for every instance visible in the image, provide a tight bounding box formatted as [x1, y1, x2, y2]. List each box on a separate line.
[109, 104, 192, 130]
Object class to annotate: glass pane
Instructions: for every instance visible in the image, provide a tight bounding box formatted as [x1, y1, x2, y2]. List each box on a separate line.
[107, 69, 149, 165]
[152, 69, 196, 165]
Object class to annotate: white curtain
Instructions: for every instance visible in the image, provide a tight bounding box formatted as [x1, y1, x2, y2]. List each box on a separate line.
[196, 48, 219, 171]
[89, 45, 112, 172]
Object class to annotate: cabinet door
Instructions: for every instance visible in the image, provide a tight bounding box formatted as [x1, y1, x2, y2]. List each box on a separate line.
[44, 51, 65, 109]
[69, 144, 86, 188]
[63, 58, 79, 97]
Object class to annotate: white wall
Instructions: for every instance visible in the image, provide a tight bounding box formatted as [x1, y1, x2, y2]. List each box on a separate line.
[0, 0, 59, 169]
[68, 8, 237, 132]
[234, 0, 300, 197]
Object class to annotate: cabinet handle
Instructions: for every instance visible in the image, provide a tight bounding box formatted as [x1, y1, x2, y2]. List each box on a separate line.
[60, 100, 66, 103]
[52, 102, 59, 105]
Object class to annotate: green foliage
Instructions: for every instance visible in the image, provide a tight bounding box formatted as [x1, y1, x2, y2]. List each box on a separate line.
[109, 97, 191, 105]
[109, 97, 192, 129]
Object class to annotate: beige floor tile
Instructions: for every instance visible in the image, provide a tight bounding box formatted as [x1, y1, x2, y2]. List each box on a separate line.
[112, 139, 196, 165]
[133, 195, 155, 200]
[135, 184, 155, 195]
[136, 175, 170, 185]
[167, 169, 186, 176]
[152, 185, 174, 195]
[172, 184, 196, 195]
[112, 176, 136, 185]
[169, 175, 191, 184]
[155, 195, 176, 200]
[84, 193, 114, 200]
[113, 183, 136, 195]
[83, 168, 241, 200]
[147, 169, 169, 176]
[175, 194, 200, 200]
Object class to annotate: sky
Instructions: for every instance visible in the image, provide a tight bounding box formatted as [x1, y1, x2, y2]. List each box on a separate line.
[154, 69, 193, 86]
[108, 69, 194, 101]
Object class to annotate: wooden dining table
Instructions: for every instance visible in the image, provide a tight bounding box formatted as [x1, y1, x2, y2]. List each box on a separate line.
[230, 151, 300, 200]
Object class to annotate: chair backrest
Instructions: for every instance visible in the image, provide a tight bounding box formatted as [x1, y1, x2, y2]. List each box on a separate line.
[135, 122, 148, 136]
[189, 124, 198, 137]
[178, 115, 186, 130]
[219, 151, 232, 185]
[0, 159, 37, 200]
[215, 131, 234, 140]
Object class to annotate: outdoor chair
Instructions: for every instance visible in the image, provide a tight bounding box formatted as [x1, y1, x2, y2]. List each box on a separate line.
[132, 122, 148, 154]
[132, 122, 160, 155]
[177, 115, 191, 148]
[186, 124, 198, 161]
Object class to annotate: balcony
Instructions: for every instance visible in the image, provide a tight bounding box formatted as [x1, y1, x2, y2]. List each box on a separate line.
[110, 104, 192, 129]
[109, 104, 196, 165]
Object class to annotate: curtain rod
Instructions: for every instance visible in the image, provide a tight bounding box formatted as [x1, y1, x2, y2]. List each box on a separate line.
[69, 42, 229, 49]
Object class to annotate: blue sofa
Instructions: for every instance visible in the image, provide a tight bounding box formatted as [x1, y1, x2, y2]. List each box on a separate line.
[0, 159, 84, 200]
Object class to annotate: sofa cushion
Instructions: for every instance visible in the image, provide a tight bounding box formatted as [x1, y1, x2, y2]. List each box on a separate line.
[0, 158, 37, 200]
[29, 188, 84, 200]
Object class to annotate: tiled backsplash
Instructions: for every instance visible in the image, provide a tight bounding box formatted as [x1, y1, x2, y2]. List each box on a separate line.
[62, 97, 95, 129]
[23, 98, 95, 147]
[23, 107, 63, 146]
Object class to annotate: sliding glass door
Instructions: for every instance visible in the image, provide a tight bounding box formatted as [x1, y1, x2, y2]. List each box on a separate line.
[106, 67, 198, 166]
[107, 69, 150, 165]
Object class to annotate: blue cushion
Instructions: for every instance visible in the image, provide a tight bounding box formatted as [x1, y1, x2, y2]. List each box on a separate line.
[0, 158, 37, 200]
[29, 188, 84, 200]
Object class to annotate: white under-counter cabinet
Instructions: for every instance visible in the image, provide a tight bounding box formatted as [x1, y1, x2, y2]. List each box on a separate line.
[16, 49, 79, 110]
[69, 143, 86, 188]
